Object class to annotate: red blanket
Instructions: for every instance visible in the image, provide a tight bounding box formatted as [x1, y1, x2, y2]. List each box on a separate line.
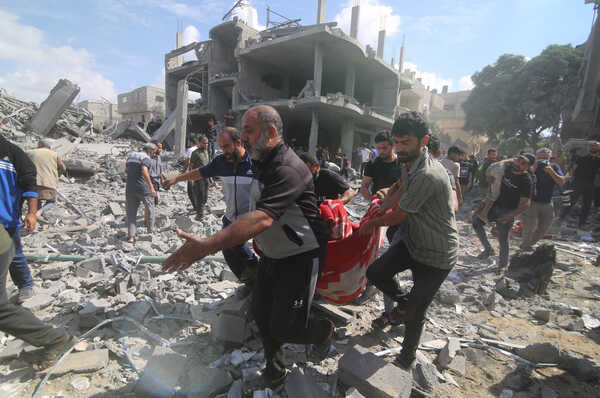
[317, 199, 385, 303]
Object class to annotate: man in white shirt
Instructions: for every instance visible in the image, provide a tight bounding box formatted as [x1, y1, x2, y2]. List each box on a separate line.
[440, 146, 463, 206]
[184, 136, 198, 211]
[360, 144, 372, 177]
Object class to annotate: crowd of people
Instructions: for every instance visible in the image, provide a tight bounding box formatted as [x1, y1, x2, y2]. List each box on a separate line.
[1, 105, 598, 386]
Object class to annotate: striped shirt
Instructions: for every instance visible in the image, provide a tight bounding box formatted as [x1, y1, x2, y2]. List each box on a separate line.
[397, 149, 458, 269]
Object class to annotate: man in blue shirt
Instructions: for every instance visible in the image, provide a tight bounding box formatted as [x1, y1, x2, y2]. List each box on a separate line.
[520, 148, 567, 251]
[125, 143, 157, 243]
[164, 127, 258, 282]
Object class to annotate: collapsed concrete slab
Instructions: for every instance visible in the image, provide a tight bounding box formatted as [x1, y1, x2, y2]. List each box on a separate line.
[109, 120, 152, 142]
[48, 349, 109, 376]
[339, 344, 412, 398]
[28, 79, 80, 136]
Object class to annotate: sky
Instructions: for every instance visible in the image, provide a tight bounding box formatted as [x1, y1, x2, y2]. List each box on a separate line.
[0, 0, 595, 103]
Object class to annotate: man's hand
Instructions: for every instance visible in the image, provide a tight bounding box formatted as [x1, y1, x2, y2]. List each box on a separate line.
[542, 165, 554, 175]
[162, 230, 214, 273]
[150, 188, 158, 198]
[23, 213, 37, 233]
[163, 178, 176, 189]
[359, 219, 377, 236]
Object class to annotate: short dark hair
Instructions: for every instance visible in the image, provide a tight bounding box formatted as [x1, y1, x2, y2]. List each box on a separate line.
[427, 135, 440, 154]
[197, 134, 208, 142]
[219, 127, 241, 142]
[299, 152, 318, 166]
[391, 112, 429, 139]
[488, 148, 497, 154]
[375, 131, 393, 145]
[448, 146, 461, 156]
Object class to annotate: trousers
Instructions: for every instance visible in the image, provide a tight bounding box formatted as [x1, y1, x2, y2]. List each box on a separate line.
[472, 205, 513, 267]
[366, 241, 450, 360]
[521, 201, 554, 249]
[560, 183, 594, 227]
[252, 247, 330, 367]
[126, 190, 154, 238]
[6, 227, 33, 289]
[222, 217, 258, 278]
[0, 231, 69, 347]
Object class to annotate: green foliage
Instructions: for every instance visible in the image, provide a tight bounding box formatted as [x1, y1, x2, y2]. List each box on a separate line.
[463, 45, 584, 148]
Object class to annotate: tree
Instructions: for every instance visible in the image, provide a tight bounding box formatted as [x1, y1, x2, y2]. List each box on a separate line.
[463, 45, 584, 148]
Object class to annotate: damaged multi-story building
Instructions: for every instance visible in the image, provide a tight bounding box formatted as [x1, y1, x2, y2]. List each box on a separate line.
[158, 1, 408, 160]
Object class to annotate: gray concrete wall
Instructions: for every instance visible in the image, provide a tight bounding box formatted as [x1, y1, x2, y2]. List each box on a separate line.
[117, 86, 165, 115]
[237, 58, 287, 101]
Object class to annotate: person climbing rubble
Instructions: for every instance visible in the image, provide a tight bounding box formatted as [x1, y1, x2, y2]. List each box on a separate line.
[163, 127, 259, 283]
[359, 112, 459, 370]
[27, 138, 67, 230]
[125, 142, 157, 243]
[163, 106, 333, 386]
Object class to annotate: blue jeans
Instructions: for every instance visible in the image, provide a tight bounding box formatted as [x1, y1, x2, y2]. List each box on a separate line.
[472, 206, 513, 267]
[5, 227, 33, 289]
[222, 216, 258, 278]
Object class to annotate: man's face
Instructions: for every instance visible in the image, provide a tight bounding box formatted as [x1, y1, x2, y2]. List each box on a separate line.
[512, 157, 530, 173]
[589, 144, 600, 157]
[536, 152, 550, 161]
[448, 151, 460, 162]
[155, 143, 162, 155]
[242, 111, 269, 161]
[488, 151, 497, 161]
[218, 134, 241, 163]
[376, 141, 394, 160]
[393, 134, 421, 163]
[199, 138, 209, 150]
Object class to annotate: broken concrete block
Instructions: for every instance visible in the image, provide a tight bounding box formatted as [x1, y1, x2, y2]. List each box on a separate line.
[285, 367, 329, 398]
[123, 300, 152, 322]
[136, 346, 186, 398]
[64, 159, 98, 177]
[313, 302, 353, 325]
[22, 293, 53, 311]
[495, 277, 520, 299]
[0, 340, 28, 361]
[437, 337, 461, 368]
[39, 266, 64, 280]
[185, 365, 233, 398]
[446, 354, 466, 376]
[413, 361, 439, 392]
[220, 269, 238, 282]
[28, 79, 80, 136]
[345, 387, 366, 398]
[49, 349, 108, 376]
[212, 313, 248, 344]
[534, 309, 552, 323]
[175, 215, 193, 231]
[339, 345, 412, 398]
[516, 342, 560, 364]
[559, 349, 599, 381]
[108, 202, 125, 217]
[77, 256, 105, 273]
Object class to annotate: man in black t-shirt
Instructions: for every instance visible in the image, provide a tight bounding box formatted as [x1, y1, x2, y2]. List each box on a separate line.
[163, 106, 333, 386]
[459, 150, 473, 194]
[300, 153, 356, 204]
[472, 154, 533, 272]
[360, 132, 401, 201]
[559, 141, 600, 228]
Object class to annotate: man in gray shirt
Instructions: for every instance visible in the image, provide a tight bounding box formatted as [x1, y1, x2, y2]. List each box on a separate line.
[125, 143, 157, 243]
[360, 112, 458, 369]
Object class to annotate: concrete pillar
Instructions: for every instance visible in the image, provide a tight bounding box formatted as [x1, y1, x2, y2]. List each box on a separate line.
[174, 79, 188, 156]
[317, 0, 326, 24]
[399, 35, 405, 73]
[377, 30, 385, 58]
[309, 110, 319, 156]
[314, 42, 324, 97]
[350, 6, 360, 39]
[341, 120, 354, 165]
[176, 32, 184, 68]
[345, 64, 356, 98]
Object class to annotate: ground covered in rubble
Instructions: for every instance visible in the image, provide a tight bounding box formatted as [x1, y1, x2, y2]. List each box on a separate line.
[0, 134, 599, 397]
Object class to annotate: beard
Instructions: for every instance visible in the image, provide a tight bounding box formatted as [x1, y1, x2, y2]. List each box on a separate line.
[224, 148, 240, 163]
[244, 133, 269, 161]
[397, 148, 420, 163]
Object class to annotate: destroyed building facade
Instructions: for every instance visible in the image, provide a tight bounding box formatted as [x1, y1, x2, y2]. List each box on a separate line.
[78, 100, 121, 130]
[117, 86, 166, 125]
[162, 2, 406, 159]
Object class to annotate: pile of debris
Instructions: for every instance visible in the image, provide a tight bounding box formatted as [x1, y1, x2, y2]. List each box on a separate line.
[1, 79, 93, 140]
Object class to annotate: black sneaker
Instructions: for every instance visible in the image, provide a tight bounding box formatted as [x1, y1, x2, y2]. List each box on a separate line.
[262, 362, 288, 387]
[309, 319, 334, 363]
[393, 352, 416, 370]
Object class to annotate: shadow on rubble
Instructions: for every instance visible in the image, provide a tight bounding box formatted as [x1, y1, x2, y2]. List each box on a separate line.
[585, 327, 600, 345]
[489, 365, 600, 398]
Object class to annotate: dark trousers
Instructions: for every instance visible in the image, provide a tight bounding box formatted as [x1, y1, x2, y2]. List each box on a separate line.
[187, 182, 196, 211]
[222, 217, 258, 278]
[6, 227, 33, 289]
[0, 236, 68, 347]
[366, 242, 450, 360]
[472, 205, 513, 267]
[193, 180, 208, 213]
[252, 247, 330, 368]
[560, 183, 594, 227]
[360, 162, 369, 177]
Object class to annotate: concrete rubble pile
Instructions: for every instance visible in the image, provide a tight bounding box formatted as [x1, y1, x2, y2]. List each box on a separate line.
[0, 89, 598, 397]
[0, 79, 93, 142]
